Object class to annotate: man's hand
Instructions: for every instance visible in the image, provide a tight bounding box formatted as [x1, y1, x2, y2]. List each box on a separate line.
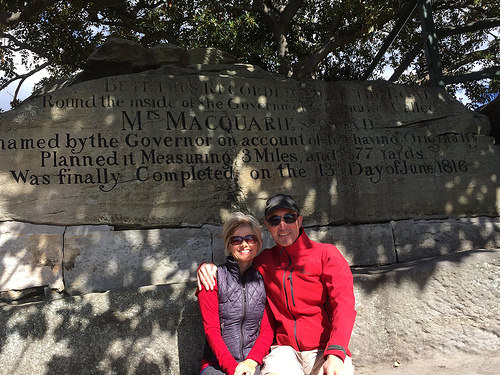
[196, 262, 217, 290]
[317, 355, 345, 375]
[234, 359, 258, 375]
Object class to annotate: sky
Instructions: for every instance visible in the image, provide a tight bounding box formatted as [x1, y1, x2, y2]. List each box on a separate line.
[0, 63, 48, 112]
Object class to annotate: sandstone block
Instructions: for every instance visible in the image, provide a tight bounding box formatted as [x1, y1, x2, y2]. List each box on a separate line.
[85, 38, 151, 70]
[0, 221, 65, 234]
[0, 283, 204, 375]
[64, 228, 212, 295]
[1, 250, 498, 374]
[0, 222, 64, 292]
[350, 249, 500, 366]
[308, 223, 396, 266]
[188, 47, 238, 64]
[392, 217, 500, 262]
[150, 44, 188, 66]
[65, 225, 113, 235]
[1, 66, 498, 227]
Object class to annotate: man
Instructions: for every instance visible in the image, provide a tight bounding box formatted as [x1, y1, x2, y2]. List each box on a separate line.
[197, 194, 356, 375]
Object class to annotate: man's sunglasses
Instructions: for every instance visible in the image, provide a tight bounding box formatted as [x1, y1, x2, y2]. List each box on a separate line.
[266, 213, 298, 227]
[230, 235, 259, 246]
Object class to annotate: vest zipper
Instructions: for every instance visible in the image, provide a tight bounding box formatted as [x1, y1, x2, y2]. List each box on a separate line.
[239, 282, 247, 361]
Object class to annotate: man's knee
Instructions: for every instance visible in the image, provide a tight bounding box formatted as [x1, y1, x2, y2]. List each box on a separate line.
[261, 345, 302, 375]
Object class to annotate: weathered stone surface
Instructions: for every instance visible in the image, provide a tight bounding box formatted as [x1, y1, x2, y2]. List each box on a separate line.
[83, 38, 152, 79]
[308, 223, 396, 266]
[0, 283, 204, 375]
[350, 249, 500, 367]
[356, 353, 500, 375]
[150, 44, 188, 66]
[0, 222, 64, 292]
[0, 41, 498, 375]
[0, 222, 65, 235]
[478, 95, 500, 144]
[63, 227, 212, 295]
[188, 47, 238, 64]
[65, 224, 113, 235]
[202, 224, 225, 266]
[393, 217, 500, 262]
[87, 38, 150, 65]
[0, 286, 47, 303]
[1, 250, 498, 374]
[78, 40, 189, 83]
[1, 64, 498, 226]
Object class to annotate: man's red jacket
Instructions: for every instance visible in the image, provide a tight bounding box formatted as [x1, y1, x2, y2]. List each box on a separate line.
[253, 229, 357, 361]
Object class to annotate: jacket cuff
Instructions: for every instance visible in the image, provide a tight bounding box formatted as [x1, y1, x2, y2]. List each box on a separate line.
[324, 345, 347, 362]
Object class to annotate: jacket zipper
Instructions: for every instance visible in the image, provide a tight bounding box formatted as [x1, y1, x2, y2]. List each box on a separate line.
[282, 247, 301, 351]
[288, 270, 296, 307]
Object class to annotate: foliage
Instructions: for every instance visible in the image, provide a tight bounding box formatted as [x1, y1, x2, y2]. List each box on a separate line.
[1, 0, 499, 110]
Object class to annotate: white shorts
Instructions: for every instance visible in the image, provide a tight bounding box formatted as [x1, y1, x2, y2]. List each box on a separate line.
[261, 345, 354, 375]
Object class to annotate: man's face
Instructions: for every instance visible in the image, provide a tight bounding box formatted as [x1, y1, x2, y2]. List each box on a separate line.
[265, 208, 303, 248]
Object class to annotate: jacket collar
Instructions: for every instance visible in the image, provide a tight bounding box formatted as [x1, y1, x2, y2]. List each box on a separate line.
[278, 228, 312, 254]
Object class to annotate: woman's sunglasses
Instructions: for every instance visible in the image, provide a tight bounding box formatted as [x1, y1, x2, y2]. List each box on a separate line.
[266, 213, 298, 227]
[230, 234, 259, 246]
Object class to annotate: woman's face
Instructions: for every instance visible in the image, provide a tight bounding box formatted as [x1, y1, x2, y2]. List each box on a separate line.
[229, 225, 260, 264]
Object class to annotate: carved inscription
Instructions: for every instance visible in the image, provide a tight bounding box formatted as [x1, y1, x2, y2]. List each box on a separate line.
[0, 77, 481, 194]
[1, 69, 495, 224]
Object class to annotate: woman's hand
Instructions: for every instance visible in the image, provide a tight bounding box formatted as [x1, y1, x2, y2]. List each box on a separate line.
[234, 359, 258, 375]
[197, 262, 217, 290]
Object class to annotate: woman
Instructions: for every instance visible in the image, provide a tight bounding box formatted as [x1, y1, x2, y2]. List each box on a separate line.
[197, 212, 273, 375]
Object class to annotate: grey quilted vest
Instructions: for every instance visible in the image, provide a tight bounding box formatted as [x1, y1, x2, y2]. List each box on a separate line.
[203, 256, 267, 363]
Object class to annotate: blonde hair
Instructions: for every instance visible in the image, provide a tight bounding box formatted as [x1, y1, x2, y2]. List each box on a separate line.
[222, 212, 262, 256]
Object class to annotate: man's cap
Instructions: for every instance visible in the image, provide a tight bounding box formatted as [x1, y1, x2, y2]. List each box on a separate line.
[265, 194, 300, 218]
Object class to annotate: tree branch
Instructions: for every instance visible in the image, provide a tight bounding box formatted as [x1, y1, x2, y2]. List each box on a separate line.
[1, 33, 34, 52]
[279, 0, 305, 30]
[294, 30, 362, 78]
[294, 7, 401, 79]
[247, 0, 277, 25]
[0, 0, 59, 26]
[1, 32, 54, 60]
[0, 61, 50, 103]
[444, 41, 500, 73]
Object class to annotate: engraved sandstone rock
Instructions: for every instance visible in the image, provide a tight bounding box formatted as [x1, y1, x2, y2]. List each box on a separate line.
[0, 52, 498, 227]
